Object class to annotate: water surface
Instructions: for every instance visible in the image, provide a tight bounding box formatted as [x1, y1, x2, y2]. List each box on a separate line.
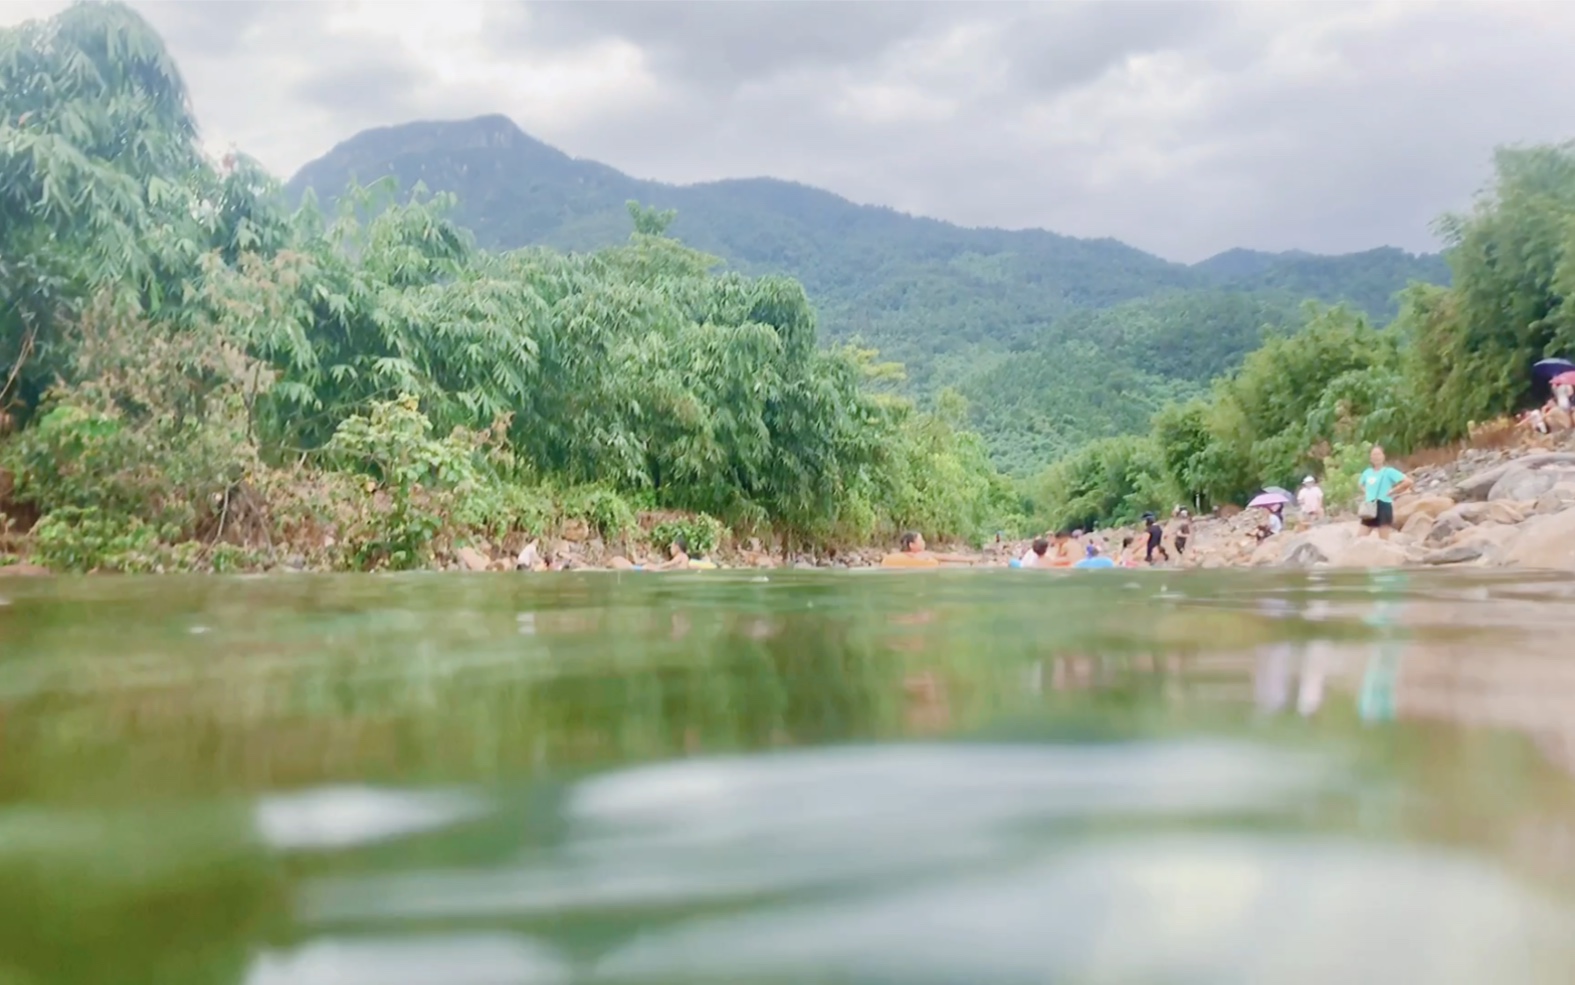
[3, 568, 1575, 984]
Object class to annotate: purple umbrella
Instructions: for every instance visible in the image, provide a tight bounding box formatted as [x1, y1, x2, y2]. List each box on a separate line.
[1247, 491, 1292, 508]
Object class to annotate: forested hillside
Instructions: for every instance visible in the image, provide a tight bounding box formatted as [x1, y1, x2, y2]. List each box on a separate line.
[288, 116, 1451, 470]
[961, 291, 1305, 473]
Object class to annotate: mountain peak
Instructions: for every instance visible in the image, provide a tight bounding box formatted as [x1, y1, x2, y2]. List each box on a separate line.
[318, 114, 540, 160]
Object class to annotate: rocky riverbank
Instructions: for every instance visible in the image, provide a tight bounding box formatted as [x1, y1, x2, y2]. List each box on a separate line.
[1164, 441, 1575, 572]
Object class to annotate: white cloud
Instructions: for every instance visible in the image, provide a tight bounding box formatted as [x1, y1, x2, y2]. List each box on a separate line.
[6, 0, 1575, 261]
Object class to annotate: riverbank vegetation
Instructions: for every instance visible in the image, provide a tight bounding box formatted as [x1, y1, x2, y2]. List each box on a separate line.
[3, 3, 1572, 570]
[0, 4, 1020, 572]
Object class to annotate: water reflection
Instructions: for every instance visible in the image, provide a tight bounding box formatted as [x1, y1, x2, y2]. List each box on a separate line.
[5, 570, 1575, 983]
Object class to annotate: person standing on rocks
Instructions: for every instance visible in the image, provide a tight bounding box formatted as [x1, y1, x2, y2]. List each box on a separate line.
[1358, 445, 1414, 540]
[1297, 475, 1325, 520]
[1171, 507, 1192, 556]
[1143, 512, 1170, 564]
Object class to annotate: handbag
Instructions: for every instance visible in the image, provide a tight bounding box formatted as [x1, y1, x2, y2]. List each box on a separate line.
[1357, 499, 1379, 521]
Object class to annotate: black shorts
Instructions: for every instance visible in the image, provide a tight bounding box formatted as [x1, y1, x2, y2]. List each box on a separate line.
[1361, 500, 1394, 528]
[1174, 536, 1188, 554]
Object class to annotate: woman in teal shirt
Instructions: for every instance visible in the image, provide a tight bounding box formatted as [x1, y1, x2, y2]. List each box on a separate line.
[1358, 444, 1414, 539]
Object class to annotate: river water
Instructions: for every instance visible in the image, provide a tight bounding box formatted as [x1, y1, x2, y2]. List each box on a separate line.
[3, 568, 1575, 983]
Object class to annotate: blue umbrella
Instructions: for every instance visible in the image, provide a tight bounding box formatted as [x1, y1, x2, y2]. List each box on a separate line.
[1533, 358, 1575, 384]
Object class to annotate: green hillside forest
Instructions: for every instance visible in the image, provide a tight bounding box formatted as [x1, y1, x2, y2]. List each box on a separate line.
[287, 115, 1451, 470]
[1, 2, 1568, 573]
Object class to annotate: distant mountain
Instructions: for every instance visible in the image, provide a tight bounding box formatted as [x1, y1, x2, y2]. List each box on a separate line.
[1193, 247, 1451, 322]
[288, 115, 1453, 469]
[1194, 248, 1317, 280]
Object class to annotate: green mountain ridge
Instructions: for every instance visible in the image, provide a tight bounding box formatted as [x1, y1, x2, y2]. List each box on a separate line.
[287, 114, 1452, 472]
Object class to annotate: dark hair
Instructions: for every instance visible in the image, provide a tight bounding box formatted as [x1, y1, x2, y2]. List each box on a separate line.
[1054, 530, 1070, 540]
[1031, 538, 1049, 556]
[1122, 535, 1134, 548]
[900, 531, 922, 550]
[671, 534, 689, 553]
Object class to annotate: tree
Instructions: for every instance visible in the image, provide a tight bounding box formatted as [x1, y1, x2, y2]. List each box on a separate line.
[0, 1, 206, 414]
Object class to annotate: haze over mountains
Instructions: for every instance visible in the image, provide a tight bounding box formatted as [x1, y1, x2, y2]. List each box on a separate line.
[287, 114, 1452, 471]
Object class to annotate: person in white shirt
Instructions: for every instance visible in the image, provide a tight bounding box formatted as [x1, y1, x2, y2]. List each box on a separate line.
[1019, 537, 1052, 568]
[1296, 475, 1324, 519]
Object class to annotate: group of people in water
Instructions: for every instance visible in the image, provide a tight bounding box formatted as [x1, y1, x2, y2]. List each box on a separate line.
[880, 510, 1190, 570]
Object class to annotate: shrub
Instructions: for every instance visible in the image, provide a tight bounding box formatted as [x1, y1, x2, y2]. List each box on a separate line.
[650, 514, 724, 556]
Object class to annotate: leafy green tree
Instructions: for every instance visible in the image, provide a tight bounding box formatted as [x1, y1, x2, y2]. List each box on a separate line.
[1028, 435, 1174, 532]
[1424, 144, 1575, 434]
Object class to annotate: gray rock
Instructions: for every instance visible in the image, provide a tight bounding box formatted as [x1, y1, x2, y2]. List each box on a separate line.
[1425, 511, 1470, 546]
[1454, 464, 1515, 502]
[1328, 538, 1408, 568]
[1534, 483, 1575, 515]
[1401, 512, 1435, 542]
[1453, 453, 1575, 501]
[1424, 544, 1486, 565]
[1283, 541, 1330, 567]
[1448, 502, 1491, 524]
[1485, 500, 1531, 525]
[1487, 467, 1559, 503]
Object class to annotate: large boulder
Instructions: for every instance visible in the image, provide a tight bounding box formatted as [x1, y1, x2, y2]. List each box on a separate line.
[1328, 537, 1409, 568]
[1425, 510, 1472, 547]
[1392, 494, 1455, 530]
[1487, 467, 1564, 503]
[1453, 453, 1575, 501]
[1447, 522, 1521, 565]
[1496, 508, 1575, 570]
[1533, 483, 1575, 515]
[1442, 504, 1493, 526]
[1485, 500, 1532, 525]
[1401, 511, 1435, 543]
[1273, 522, 1359, 567]
[1423, 543, 1487, 566]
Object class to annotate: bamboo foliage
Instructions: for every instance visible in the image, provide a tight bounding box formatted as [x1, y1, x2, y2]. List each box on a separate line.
[1, 2, 1024, 550]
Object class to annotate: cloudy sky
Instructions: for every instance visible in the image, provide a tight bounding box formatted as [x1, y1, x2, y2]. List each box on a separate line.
[6, 0, 1574, 262]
